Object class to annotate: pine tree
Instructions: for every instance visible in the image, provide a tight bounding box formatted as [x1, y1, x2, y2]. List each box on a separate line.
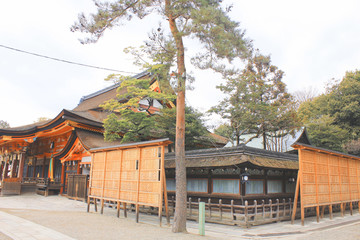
[71, 1, 250, 231]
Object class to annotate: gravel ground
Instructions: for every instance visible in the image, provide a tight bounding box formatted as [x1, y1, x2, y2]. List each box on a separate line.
[1, 193, 360, 240]
[0, 193, 217, 240]
[0, 232, 12, 240]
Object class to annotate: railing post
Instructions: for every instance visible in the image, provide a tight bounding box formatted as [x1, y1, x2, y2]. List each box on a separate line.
[283, 199, 286, 217]
[189, 197, 192, 217]
[230, 200, 234, 220]
[269, 199, 273, 219]
[208, 198, 212, 219]
[219, 199, 223, 221]
[254, 200, 257, 216]
[198, 198, 201, 222]
[262, 200, 265, 218]
[276, 199, 280, 222]
[289, 198, 292, 217]
[199, 202, 205, 236]
[172, 196, 175, 216]
[245, 200, 249, 227]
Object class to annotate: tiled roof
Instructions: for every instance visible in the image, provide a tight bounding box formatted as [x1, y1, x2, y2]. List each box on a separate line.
[73, 71, 149, 112]
[165, 144, 299, 170]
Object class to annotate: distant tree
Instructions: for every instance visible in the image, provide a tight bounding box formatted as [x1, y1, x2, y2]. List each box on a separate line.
[293, 86, 319, 109]
[306, 115, 348, 152]
[327, 70, 360, 138]
[298, 70, 360, 152]
[0, 120, 10, 129]
[210, 51, 299, 149]
[214, 123, 234, 145]
[72, 0, 251, 232]
[34, 117, 51, 123]
[344, 139, 360, 156]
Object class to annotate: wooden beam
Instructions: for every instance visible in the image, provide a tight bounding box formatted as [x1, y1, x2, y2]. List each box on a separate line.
[291, 170, 301, 224]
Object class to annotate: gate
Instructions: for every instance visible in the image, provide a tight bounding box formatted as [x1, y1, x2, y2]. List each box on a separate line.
[67, 174, 88, 201]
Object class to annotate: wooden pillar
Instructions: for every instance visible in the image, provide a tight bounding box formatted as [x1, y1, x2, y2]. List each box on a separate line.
[60, 163, 65, 194]
[2, 156, 9, 179]
[42, 157, 46, 178]
[33, 158, 37, 178]
[291, 172, 300, 224]
[78, 161, 81, 174]
[18, 153, 26, 181]
[9, 155, 16, 178]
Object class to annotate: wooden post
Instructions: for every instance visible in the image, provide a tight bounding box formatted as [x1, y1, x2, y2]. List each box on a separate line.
[320, 206, 325, 219]
[269, 199, 273, 219]
[60, 163, 65, 194]
[262, 200, 265, 218]
[135, 148, 142, 223]
[337, 156, 344, 217]
[100, 152, 108, 215]
[291, 171, 301, 224]
[172, 196, 175, 216]
[282, 199, 286, 217]
[189, 197, 192, 217]
[289, 198, 292, 217]
[18, 153, 25, 181]
[230, 200, 234, 220]
[198, 198, 201, 222]
[42, 157, 46, 178]
[160, 146, 169, 225]
[219, 199, 223, 221]
[254, 200, 257, 217]
[199, 202, 205, 236]
[276, 199, 280, 222]
[116, 150, 123, 218]
[326, 155, 333, 220]
[316, 206, 320, 223]
[123, 203, 127, 218]
[87, 197, 91, 213]
[245, 201, 248, 228]
[208, 198, 212, 219]
[313, 152, 320, 223]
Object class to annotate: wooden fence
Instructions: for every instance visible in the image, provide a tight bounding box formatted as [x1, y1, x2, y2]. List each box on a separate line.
[169, 197, 296, 227]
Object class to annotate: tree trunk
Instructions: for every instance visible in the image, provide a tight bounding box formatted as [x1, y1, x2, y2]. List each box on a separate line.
[262, 132, 266, 150]
[166, 0, 187, 233]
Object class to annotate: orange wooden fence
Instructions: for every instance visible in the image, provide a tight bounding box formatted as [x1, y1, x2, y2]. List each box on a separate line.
[88, 139, 172, 225]
[291, 143, 360, 225]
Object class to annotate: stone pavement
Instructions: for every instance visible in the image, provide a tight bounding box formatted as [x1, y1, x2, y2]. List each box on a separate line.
[0, 211, 74, 240]
[0, 193, 360, 239]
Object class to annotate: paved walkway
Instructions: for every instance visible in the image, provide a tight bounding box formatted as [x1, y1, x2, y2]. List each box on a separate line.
[0, 193, 360, 239]
[0, 211, 74, 240]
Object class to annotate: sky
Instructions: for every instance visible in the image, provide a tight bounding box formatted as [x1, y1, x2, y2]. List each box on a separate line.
[1, 0, 360, 128]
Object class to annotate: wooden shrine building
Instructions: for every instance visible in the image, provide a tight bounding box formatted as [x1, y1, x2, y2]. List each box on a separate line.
[164, 144, 299, 204]
[0, 71, 226, 197]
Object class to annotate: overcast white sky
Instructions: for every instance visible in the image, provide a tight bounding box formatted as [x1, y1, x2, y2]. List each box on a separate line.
[1, 0, 360, 128]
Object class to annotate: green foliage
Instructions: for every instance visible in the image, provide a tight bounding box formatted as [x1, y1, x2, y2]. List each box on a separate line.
[0, 120, 10, 129]
[154, 106, 211, 150]
[298, 70, 360, 152]
[104, 111, 155, 142]
[71, 0, 251, 75]
[327, 70, 360, 138]
[34, 117, 51, 123]
[72, 1, 251, 232]
[306, 115, 348, 152]
[210, 51, 299, 148]
[214, 123, 233, 142]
